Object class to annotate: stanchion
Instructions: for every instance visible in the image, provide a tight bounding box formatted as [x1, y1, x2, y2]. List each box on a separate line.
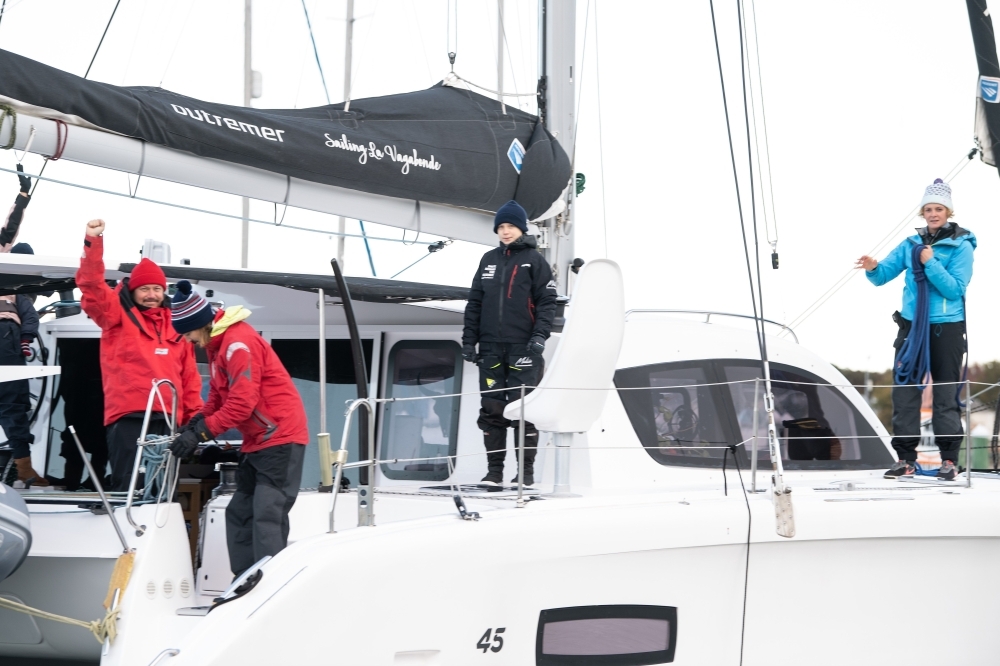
[517, 384, 526, 508]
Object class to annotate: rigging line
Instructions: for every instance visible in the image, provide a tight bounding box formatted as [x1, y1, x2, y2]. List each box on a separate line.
[447, 0, 458, 68]
[359, 220, 377, 276]
[121, 0, 150, 86]
[749, 0, 778, 243]
[731, 444, 753, 666]
[159, 0, 197, 87]
[594, 0, 608, 259]
[0, 0, 6, 37]
[301, 0, 331, 104]
[389, 251, 433, 279]
[85, 0, 123, 79]
[786, 151, 976, 330]
[496, 0, 520, 100]
[0, 164, 436, 245]
[570, 0, 592, 166]
[708, 0, 766, 371]
[407, 0, 435, 86]
[740, 0, 771, 246]
[739, 0, 770, 371]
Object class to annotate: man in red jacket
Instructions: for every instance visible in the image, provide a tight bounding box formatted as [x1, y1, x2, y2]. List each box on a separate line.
[76, 220, 203, 491]
[168, 280, 308, 576]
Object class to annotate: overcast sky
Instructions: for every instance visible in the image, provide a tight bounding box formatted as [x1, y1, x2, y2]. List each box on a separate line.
[0, 0, 996, 371]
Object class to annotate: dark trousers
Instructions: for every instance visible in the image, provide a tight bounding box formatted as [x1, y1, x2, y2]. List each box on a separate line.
[226, 443, 305, 577]
[0, 321, 32, 459]
[891, 321, 966, 463]
[477, 342, 543, 472]
[107, 414, 169, 492]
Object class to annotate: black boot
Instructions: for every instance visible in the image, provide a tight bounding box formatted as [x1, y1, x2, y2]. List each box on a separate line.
[481, 428, 507, 485]
[510, 427, 538, 486]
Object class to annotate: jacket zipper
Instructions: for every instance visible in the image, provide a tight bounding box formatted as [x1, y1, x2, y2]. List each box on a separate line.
[507, 264, 518, 298]
[498, 248, 509, 331]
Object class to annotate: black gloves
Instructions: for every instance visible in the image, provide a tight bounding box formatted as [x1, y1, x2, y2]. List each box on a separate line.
[16, 165, 30, 196]
[528, 336, 545, 356]
[462, 344, 478, 364]
[168, 415, 214, 460]
[169, 429, 200, 459]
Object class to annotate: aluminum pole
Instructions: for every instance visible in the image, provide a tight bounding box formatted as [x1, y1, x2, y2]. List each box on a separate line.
[318, 287, 327, 434]
[497, 0, 504, 103]
[751, 378, 759, 493]
[241, 0, 252, 268]
[69, 425, 129, 553]
[337, 0, 354, 269]
[517, 383, 525, 507]
[966, 378, 973, 488]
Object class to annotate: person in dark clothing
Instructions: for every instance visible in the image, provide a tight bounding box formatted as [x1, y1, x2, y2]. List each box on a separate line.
[0, 169, 46, 486]
[857, 179, 975, 481]
[462, 200, 557, 486]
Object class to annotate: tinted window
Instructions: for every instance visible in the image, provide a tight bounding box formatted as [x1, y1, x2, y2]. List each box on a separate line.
[380, 341, 462, 481]
[271, 339, 374, 487]
[537, 605, 677, 666]
[723, 361, 892, 470]
[615, 363, 731, 466]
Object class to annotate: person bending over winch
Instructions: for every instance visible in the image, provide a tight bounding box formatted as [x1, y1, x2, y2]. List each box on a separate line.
[856, 179, 976, 481]
[462, 200, 557, 487]
[76, 220, 203, 491]
[0, 168, 44, 486]
[168, 281, 308, 577]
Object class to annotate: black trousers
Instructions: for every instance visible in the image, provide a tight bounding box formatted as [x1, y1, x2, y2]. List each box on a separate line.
[891, 320, 966, 463]
[107, 414, 169, 492]
[226, 443, 305, 577]
[0, 320, 32, 459]
[477, 342, 544, 470]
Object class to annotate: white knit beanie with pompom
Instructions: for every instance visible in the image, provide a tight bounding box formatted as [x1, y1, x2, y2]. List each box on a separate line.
[919, 178, 953, 212]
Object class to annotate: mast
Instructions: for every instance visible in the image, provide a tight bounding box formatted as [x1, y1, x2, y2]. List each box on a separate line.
[337, 0, 355, 270]
[538, 0, 576, 292]
[241, 0, 252, 268]
[966, 0, 1000, 175]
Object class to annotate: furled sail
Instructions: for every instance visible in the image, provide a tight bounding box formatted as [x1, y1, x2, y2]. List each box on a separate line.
[967, 0, 1000, 173]
[0, 49, 571, 244]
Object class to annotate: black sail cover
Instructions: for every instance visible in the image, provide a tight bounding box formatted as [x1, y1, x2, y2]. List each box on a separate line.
[0, 49, 571, 219]
[967, 0, 1000, 174]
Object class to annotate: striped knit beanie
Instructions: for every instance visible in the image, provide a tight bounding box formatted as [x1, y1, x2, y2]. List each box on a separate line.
[171, 280, 214, 334]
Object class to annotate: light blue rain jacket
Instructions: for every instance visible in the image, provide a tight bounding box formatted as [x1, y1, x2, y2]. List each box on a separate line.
[865, 225, 976, 323]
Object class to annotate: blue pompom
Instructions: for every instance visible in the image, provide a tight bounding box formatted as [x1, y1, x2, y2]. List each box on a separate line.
[176, 280, 192, 295]
[933, 178, 944, 184]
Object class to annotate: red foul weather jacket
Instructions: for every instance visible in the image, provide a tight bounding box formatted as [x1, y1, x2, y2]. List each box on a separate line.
[203, 314, 308, 454]
[77, 235, 203, 426]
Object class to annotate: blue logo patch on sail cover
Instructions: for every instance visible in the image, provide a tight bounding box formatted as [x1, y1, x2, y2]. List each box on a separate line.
[980, 76, 1000, 103]
[507, 138, 525, 173]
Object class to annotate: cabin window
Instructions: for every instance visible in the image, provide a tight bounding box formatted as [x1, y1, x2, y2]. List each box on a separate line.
[380, 341, 462, 481]
[271, 339, 373, 487]
[536, 605, 677, 665]
[722, 361, 892, 470]
[615, 362, 731, 466]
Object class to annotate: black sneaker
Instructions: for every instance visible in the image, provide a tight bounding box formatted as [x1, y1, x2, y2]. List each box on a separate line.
[937, 460, 958, 481]
[481, 471, 503, 486]
[510, 473, 535, 487]
[884, 460, 915, 479]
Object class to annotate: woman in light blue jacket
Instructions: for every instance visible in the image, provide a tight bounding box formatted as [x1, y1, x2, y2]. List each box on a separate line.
[856, 179, 976, 481]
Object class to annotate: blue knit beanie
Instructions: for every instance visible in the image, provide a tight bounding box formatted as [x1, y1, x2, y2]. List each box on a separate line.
[171, 280, 215, 334]
[493, 200, 528, 234]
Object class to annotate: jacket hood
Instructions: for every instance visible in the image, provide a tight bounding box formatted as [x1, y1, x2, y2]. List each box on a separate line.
[210, 305, 252, 338]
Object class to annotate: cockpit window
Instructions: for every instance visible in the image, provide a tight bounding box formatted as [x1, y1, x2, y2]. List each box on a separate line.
[380, 341, 462, 481]
[615, 362, 731, 466]
[615, 359, 892, 470]
[723, 362, 892, 470]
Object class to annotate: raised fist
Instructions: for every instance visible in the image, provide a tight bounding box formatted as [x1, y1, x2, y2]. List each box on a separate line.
[85, 219, 105, 237]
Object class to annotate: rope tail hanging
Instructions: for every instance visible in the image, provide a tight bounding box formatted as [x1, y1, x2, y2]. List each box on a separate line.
[0, 104, 15, 151]
[893, 244, 931, 388]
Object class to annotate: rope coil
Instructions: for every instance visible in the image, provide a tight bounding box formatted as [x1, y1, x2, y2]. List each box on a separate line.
[893, 244, 931, 388]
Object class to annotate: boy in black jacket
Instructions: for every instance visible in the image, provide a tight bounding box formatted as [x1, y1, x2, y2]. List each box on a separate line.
[462, 200, 556, 486]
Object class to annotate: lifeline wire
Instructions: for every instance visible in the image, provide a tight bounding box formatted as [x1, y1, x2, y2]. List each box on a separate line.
[0, 165, 436, 245]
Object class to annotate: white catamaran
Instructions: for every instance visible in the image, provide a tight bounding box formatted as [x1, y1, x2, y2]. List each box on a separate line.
[0, 2, 999, 665]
